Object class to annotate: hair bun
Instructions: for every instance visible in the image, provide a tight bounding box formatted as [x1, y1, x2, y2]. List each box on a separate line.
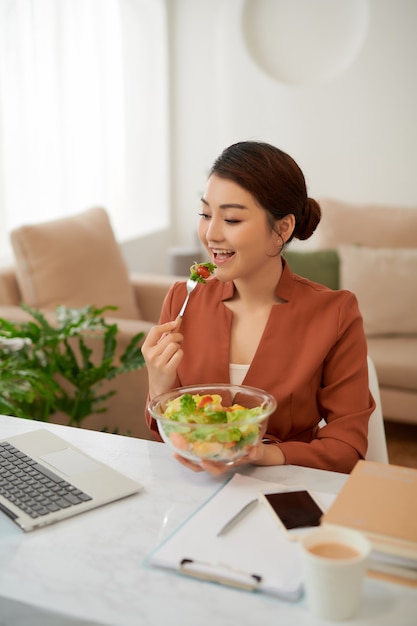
[294, 197, 321, 240]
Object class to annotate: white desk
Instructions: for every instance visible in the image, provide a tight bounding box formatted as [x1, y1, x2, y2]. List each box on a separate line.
[0, 415, 416, 626]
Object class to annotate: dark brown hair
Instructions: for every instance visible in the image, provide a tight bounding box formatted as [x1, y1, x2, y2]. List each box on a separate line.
[209, 141, 321, 241]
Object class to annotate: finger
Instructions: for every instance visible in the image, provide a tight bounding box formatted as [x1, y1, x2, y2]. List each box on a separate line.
[145, 320, 178, 346]
[174, 453, 204, 472]
[166, 347, 183, 368]
[158, 320, 183, 343]
[200, 460, 235, 476]
[145, 331, 183, 365]
[150, 343, 183, 370]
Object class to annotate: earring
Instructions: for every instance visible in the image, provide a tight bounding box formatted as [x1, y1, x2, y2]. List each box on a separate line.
[276, 233, 285, 255]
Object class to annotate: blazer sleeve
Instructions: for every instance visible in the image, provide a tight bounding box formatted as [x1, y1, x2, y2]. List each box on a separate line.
[276, 292, 375, 473]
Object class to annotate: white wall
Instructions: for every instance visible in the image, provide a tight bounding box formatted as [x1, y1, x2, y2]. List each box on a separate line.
[165, 0, 417, 256]
[2, 1, 415, 274]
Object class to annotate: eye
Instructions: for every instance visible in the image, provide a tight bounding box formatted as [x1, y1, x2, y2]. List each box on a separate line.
[224, 218, 241, 224]
[198, 212, 211, 220]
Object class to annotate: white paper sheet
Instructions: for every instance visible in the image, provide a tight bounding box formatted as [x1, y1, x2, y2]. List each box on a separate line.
[148, 473, 327, 600]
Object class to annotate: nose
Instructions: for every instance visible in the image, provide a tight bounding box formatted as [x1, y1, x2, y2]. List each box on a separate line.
[205, 215, 224, 243]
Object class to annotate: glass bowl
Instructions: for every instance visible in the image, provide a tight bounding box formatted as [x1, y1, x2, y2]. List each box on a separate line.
[148, 383, 277, 465]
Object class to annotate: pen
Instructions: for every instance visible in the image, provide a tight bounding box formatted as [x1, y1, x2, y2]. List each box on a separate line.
[217, 498, 258, 536]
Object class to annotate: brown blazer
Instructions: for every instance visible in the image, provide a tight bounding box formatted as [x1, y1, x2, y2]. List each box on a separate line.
[145, 260, 375, 473]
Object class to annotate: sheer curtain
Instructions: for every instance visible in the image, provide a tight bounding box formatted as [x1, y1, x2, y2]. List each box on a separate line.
[0, 0, 169, 262]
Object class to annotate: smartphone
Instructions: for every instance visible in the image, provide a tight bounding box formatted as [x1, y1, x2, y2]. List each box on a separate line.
[260, 490, 324, 537]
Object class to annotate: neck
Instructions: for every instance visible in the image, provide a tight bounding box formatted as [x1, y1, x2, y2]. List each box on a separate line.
[232, 257, 283, 307]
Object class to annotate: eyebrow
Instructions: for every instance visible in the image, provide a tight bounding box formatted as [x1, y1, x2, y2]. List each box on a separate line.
[200, 197, 248, 210]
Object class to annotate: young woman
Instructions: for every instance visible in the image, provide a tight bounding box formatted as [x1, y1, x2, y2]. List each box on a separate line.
[142, 141, 374, 474]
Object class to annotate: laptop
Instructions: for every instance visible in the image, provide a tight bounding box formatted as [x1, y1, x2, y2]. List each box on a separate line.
[0, 428, 143, 531]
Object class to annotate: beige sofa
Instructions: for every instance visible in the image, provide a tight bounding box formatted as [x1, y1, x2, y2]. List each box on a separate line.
[3, 202, 415, 435]
[0, 208, 179, 440]
[285, 199, 417, 425]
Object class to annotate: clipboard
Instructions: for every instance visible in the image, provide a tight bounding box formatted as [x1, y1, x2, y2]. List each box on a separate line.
[145, 473, 316, 601]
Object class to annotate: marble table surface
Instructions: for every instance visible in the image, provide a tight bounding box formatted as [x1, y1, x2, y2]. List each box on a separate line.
[0, 415, 416, 626]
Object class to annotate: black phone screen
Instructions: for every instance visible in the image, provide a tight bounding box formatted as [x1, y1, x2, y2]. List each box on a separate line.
[263, 490, 323, 530]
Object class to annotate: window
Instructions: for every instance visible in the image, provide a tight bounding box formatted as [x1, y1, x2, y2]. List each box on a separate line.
[0, 0, 169, 262]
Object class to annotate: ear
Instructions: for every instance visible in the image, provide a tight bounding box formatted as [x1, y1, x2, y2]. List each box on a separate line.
[277, 214, 295, 243]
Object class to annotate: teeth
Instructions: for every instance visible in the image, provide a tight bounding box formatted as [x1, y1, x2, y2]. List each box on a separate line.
[212, 249, 233, 255]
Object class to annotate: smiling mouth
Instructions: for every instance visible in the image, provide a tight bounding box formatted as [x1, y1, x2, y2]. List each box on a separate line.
[212, 249, 235, 261]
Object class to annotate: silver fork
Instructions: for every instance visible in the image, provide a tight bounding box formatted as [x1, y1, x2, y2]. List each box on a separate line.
[178, 278, 199, 319]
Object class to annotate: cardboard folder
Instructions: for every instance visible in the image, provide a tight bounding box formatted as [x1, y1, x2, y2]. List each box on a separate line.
[322, 460, 417, 586]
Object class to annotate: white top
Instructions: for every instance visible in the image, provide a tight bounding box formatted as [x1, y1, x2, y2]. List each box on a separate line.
[229, 363, 249, 385]
[0, 414, 415, 626]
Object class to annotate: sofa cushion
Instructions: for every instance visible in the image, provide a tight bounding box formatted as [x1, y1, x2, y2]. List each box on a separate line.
[338, 245, 417, 336]
[0, 266, 21, 306]
[283, 249, 339, 289]
[367, 336, 417, 393]
[10, 208, 140, 320]
[316, 199, 417, 248]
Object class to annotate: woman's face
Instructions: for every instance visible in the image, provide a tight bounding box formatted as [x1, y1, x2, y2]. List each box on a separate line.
[198, 175, 281, 283]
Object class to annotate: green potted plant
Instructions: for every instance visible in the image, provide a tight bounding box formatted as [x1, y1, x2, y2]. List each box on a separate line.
[0, 304, 145, 430]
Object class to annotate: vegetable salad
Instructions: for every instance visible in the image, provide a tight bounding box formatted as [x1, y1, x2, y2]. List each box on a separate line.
[189, 261, 217, 284]
[159, 393, 266, 462]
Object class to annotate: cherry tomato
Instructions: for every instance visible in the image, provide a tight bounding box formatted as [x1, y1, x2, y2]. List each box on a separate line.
[196, 265, 211, 279]
[197, 395, 213, 408]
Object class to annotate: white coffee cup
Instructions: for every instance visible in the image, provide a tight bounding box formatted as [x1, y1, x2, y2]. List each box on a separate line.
[299, 525, 371, 620]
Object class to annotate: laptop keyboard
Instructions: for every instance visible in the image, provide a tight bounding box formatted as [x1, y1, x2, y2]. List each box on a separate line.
[0, 441, 92, 519]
